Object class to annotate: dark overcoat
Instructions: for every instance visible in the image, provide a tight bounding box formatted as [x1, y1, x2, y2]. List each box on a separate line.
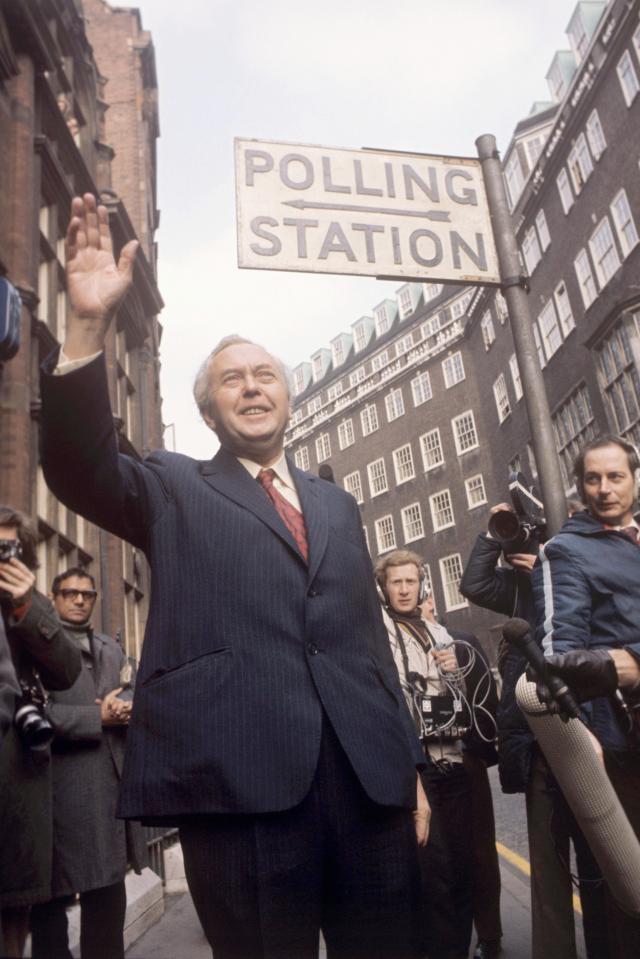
[0, 593, 81, 907]
[40, 354, 424, 822]
[46, 630, 146, 896]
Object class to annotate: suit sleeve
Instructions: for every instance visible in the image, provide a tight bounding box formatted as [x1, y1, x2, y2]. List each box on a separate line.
[532, 538, 592, 658]
[9, 592, 81, 691]
[40, 351, 170, 550]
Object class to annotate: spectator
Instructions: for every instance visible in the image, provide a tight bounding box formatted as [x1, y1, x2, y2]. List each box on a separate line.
[460, 502, 607, 959]
[0, 507, 81, 958]
[0, 616, 19, 741]
[376, 549, 497, 959]
[29, 567, 145, 959]
[533, 434, 640, 958]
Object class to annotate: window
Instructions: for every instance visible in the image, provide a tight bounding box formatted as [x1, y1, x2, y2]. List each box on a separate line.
[538, 300, 562, 360]
[504, 151, 525, 209]
[553, 385, 596, 488]
[337, 419, 354, 450]
[465, 474, 487, 509]
[371, 350, 389, 372]
[522, 227, 542, 274]
[495, 291, 508, 324]
[535, 209, 551, 251]
[353, 322, 368, 353]
[568, 9, 590, 62]
[308, 395, 322, 415]
[420, 429, 444, 471]
[294, 447, 309, 471]
[315, 433, 331, 463]
[439, 554, 468, 611]
[481, 311, 495, 350]
[611, 189, 639, 257]
[385, 388, 405, 422]
[526, 133, 545, 168]
[554, 281, 575, 337]
[586, 109, 606, 161]
[595, 314, 640, 448]
[327, 381, 344, 402]
[411, 371, 432, 406]
[493, 374, 511, 423]
[574, 248, 597, 308]
[396, 333, 413, 355]
[374, 304, 390, 336]
[343, 470, 363, 504]
[398, 287, 413, 318]
[589, 216, 621, 288]
[556, 168, 574, 214]
[509, 353, 523, 400]
[360, 403, 379, 436]
[442, 351, 465, 388]
[567, 133, 593, 193]
[452, 411, 478, 454]
[291, 409, 303, 427]
[293, 367, 308, 396]
[331, 338, 345, 368]
[430, 489, 455, 531]
[423, 283, 442, 302]
[422, 314, 441, 339]
[375, 515, 397, 553]
[393, 444, 415, 484]
[367, 458, 388, 497]
[350, 366, 366, 387]
[617, 50, 639, 107]
[312, 354, 326, 382]
[401, 503, 424, 543]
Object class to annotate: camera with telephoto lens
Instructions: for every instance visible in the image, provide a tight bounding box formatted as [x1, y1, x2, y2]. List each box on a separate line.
[488, 471, 547, 556]
[0, 539, 22, 563]
[14, 674, 54, 751]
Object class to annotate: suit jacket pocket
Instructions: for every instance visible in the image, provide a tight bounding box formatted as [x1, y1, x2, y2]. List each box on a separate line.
[141, 647, 231, 688]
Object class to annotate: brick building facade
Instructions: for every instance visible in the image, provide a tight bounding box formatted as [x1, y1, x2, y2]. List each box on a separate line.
[0, 0, 163, 657]
[285, 0, 640, 654]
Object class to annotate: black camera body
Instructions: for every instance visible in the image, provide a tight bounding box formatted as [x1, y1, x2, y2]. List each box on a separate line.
[0, 539, 22, 563]
[14, 674, 54, 751]
[488, 471, 547, 556]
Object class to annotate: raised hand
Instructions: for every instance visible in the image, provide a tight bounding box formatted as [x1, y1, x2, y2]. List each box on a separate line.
[64, 193, 138, 359]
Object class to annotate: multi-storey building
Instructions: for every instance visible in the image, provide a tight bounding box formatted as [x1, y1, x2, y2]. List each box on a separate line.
[286, 0, 640, 652]
[0, 0, 163, 657]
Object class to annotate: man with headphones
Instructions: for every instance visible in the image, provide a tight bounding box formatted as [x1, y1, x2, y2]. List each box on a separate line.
[375, 549, 497, 959]
[532, 434, 640, 958]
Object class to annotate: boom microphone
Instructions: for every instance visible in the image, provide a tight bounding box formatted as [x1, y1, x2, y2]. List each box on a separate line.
[502, 618, 580, 720]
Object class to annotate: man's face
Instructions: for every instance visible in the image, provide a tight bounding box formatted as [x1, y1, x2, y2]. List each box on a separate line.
[385, 564, 421, 615]
[52, 575, 97, 626]
[203, 343, 290, 464]
[582, 444, 637, 527]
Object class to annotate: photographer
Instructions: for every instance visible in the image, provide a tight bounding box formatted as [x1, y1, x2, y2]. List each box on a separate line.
[29, 568, 145, 959]
[0, 507, 81, 957]
[376, 549, 497, 959]
[460, 499, 606, 959]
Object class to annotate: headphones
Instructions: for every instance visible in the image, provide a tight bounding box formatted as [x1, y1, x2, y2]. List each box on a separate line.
[375, 564, 427, 606]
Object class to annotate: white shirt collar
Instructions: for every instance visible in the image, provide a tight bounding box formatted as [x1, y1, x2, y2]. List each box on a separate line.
[236, 451, 294, 490]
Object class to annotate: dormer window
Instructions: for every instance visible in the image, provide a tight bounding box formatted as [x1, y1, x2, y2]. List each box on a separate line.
[374, 304, 389, 336]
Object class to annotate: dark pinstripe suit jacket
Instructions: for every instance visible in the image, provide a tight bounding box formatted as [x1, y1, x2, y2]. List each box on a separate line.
[41, 354, 424, 821]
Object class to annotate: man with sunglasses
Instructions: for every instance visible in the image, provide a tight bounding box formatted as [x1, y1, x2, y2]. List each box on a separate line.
[29, 568, 145, 959]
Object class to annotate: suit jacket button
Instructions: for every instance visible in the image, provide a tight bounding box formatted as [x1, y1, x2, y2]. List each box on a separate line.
[307, 643, 319, 655]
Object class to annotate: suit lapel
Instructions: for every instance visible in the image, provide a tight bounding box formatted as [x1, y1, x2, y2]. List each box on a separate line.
[290, 459, 329, 583]
[200, 448, 305, 563]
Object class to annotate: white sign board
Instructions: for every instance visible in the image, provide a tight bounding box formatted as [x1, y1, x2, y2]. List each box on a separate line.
[235, 138, 500, 285]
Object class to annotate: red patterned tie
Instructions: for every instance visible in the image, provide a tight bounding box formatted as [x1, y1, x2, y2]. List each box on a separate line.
[257, 469, 309, 562]
[621, 525, 639, 545]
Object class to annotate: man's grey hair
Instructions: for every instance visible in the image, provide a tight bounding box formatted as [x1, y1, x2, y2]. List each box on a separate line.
[193, 335, 293, 420]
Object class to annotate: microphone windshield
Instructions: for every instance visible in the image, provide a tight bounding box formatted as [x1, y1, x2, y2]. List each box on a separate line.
[502, 618, 531, 645]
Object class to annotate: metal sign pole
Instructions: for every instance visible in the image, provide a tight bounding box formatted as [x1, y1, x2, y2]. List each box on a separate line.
[476, 133, 567, 537]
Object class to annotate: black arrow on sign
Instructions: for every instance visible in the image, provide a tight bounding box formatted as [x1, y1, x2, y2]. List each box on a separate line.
[282, 199, 451, 221]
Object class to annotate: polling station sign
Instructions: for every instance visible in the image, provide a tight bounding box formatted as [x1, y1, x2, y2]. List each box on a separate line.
[235, 138, 500, 285]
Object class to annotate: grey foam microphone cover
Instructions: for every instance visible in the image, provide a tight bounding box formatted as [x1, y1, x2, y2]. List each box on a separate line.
[516, 674, 640, 917]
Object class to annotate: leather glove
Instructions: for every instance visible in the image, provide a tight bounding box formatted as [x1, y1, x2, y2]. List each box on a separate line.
[545, 649, 618, 702]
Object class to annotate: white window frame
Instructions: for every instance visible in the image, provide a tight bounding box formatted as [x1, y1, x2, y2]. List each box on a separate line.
[315, 433, 331, 464]
[367, 458, 388, 497]
[465, 474, 487, 510]
[420, 428, 444, 471]
[574, 248, 597, 308]
[371, 350, 389, 373]
[493, 373, 511, 423]
[396, 333, 413, 355]
[495, 291, 508, 324]
[350, 366, 366, 387]
[617, 49, 640, 107]
[535, 209, 551, 251]
[374, 304, 390, 336]
[567, 132, 593, 193]
[556, 168, 574, 215]
[337, 419, 354, 451]
[411, 371, 432, 406]
[353, 322, 368, 353]
[589, 215, 621, 288]
[401, 503, 425, 544]
[294, 447, 309, 471]
[522, 226, 542, 275]
[439, 554, 469, 611]
[533, 321, 547, 368]
[385, 387, 405, 422]
[452, 410, 478, 455]
[429, 488, 455, 532]
[538, 300, 562, 360]
[327, 381, 344, 402]
[360, 403, 379, 436]
[554, 280, 575, 338]
[393, 444, 415, 485]
[610, 188, 639, 258]
[509, 353, 523, 401]
[586, 109, 606, 161]
[442, 351, 465, 388]
[343, 470, 363, 504]
[375, 514, 397, 553]
[481, 311, 495, 350]
[504, 150, 525, 209]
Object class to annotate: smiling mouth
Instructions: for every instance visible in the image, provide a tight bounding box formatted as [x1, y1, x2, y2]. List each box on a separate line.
[241, 407, 270, 416]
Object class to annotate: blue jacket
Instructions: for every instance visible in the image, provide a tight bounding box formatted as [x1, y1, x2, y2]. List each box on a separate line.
[532, 510, 640, 752]
[460, 533, 535, 793]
